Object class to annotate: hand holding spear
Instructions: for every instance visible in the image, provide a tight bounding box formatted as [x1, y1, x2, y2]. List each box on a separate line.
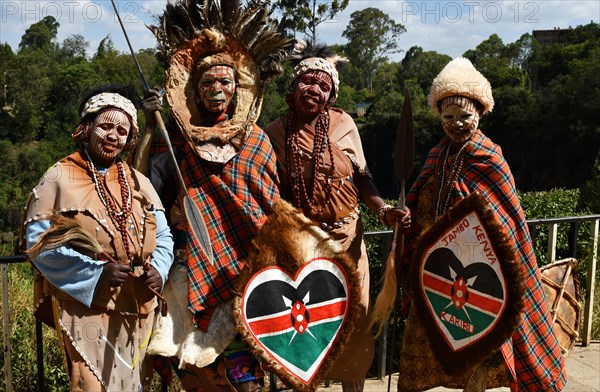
[109, 0, 215, 266]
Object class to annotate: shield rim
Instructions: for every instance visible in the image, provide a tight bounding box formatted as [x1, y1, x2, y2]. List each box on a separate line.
[240, 257, 350, 384]
[232, 200, 362, 392]
[410, 192, 525, 375]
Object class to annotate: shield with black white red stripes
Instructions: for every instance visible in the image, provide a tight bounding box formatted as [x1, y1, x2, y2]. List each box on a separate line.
[233, 200, 361, 392]
[411, 192, 524, 375]
[241, 258, 349, 385]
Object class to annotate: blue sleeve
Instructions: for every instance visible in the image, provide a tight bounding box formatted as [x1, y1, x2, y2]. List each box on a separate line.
[25, 220, 104, 307]
[149, 209, 174, 289]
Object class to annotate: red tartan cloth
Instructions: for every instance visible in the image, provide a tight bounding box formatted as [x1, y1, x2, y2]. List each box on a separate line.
[402, 130, 566, 391]
[179, 125, 280, 331]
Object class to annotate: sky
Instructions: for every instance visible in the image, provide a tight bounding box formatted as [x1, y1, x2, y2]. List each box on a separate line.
[1, 1, 598, 60]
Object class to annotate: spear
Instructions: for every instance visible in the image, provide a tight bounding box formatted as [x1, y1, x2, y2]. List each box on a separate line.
[371, 91, 414, 331]
[109, 0, 215, 266]
[370, 91, 414, 390]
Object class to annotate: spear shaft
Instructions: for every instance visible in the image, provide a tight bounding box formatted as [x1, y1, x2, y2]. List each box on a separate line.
[109, 0, 215, 266]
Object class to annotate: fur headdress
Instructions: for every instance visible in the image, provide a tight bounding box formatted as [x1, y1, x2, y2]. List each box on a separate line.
[428, 57, 494, 115]
[149, 0, 293, 163]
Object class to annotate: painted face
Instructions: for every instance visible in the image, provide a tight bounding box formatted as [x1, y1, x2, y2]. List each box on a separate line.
[197, 65, 236, 113]
[87, 109, 130, 165]
[441, 103, 480, 143]
[293, 70, 333, 117]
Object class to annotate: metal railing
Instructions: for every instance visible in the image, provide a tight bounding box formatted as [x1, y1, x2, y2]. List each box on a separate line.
[1, 214, 599, 390]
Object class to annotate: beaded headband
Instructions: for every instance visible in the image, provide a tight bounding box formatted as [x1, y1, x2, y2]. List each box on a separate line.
[291, 57, 340, 101]
[80, 93, 138, 127]
[74, 92, 139, 150]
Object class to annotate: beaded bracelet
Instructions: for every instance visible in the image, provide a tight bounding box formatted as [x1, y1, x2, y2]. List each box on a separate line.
[377, 204, 394, 226]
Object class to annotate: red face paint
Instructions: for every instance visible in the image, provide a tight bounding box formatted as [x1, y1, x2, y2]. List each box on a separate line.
[293, 70, 333, 118]
[197, 65, 236, 113]
[441, 104, 480, 144]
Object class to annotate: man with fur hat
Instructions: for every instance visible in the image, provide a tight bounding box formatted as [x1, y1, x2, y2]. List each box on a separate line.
[139, 1, 292, 390]
[397, 57, 566, 391]
[264, 46, 411, 392]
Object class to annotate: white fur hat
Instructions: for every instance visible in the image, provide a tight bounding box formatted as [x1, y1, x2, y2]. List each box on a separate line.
[428, 57, 494, 114]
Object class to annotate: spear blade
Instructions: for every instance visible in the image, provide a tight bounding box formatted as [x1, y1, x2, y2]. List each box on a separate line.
[394, 91, 415, 183]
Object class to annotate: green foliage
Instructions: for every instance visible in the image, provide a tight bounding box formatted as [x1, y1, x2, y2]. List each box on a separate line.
[272, 0, 349, 44]
[578, 152, 600, 213]
[59, 34, 89, 59]
[342, 7, 406, 90]
[0, 263, 69, 391]
[257, 63, 293, 128]
[18, 16, 59, 51]
[519, 189, 594, 285]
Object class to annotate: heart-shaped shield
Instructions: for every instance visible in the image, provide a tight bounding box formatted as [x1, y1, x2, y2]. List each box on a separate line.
[241, 258, 349, 384]
[233, 200, 361, 392]
[411, 192, 524, 374]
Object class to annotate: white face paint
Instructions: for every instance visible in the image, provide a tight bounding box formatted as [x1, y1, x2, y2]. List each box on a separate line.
[87, 109, 131, 166]
[197, 65, 236, 113]
[441, 104, 480, 144]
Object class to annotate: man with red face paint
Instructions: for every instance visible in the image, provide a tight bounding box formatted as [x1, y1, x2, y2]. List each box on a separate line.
[137, 2, 293, 390]
[264, 47, 411, 392]
[21, 85, 174, 391]
[197, 65, 237, 114]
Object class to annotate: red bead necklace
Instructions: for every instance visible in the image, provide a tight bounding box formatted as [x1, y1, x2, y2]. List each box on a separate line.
[285, 109, 335, 214]
[84, 150, 134, 262]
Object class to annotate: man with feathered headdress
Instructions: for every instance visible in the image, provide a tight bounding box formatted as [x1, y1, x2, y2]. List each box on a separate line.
[139, 1, 293, 390]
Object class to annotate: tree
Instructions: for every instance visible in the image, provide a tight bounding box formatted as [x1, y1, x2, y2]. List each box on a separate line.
[61, 34, 89, 58]
[399, 46, 451, 94]
[342, 8, 406, 90]
[464, 34, 526, 88]
[0, 43, 15, 108]
[272, 0, 349, 44]
[94, 35, 118, 59]
[19, 16, 59, 51]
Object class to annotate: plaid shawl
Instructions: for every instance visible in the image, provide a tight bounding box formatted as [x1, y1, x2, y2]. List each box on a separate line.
[402, 130, 566, 391]
[181, 125, 280, 331]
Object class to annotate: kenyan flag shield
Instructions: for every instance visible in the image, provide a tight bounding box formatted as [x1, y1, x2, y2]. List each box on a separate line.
[241, 259, 349, 384]
[411, 192, 524, 375]
[233, 200, 361, 392]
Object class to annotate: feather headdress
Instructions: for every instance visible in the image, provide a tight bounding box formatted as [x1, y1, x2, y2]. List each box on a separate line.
[149, 0, 294, 163]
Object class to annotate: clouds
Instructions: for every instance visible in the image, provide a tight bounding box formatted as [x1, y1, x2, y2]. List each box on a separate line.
[1, 0, 597, 59]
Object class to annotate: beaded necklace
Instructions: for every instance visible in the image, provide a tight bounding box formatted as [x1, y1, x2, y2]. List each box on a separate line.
[435, 141, 468, 217]
[285, 109, 335, 214]
[84, 149, 134, 262]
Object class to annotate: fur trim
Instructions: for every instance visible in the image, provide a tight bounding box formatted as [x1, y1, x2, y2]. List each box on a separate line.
[428, 57, 494, 114]
[409, 192, 524, 375]
[147, 265, 237, 368]
[232, 200, 362, 392]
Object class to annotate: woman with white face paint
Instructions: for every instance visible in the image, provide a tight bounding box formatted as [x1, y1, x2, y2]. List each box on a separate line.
[397, 58, 565, 392]
[20, 86, 174, 391]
